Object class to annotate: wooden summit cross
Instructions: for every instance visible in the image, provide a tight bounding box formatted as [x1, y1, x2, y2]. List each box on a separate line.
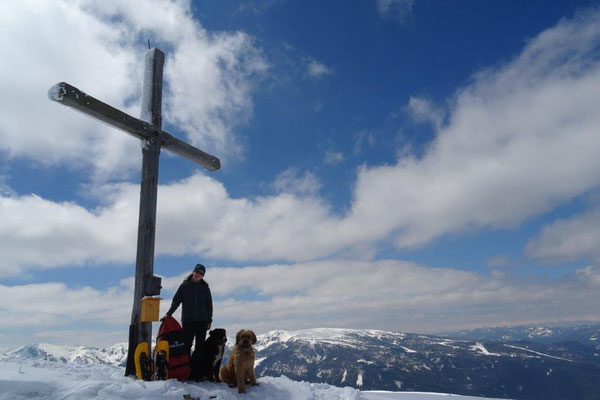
[48, 48, 220, 377]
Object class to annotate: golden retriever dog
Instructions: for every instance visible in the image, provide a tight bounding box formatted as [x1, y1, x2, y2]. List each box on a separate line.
[219, 329, 258, 393]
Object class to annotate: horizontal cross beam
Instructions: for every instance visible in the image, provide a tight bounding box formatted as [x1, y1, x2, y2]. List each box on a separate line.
[48, 82, 221, 171]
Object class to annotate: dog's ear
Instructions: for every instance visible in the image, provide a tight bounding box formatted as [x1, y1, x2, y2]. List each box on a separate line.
[250, 330, 257, 344]
[236, 330, 243, 344]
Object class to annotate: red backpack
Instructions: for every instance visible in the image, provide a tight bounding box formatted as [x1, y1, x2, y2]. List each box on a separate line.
[157, 316, 191, 381]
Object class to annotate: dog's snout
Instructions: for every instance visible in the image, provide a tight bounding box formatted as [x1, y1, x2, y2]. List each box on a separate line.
[240, 336, 252, 346]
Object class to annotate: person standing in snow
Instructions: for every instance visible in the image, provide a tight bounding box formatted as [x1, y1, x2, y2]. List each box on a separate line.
[164, 263, 213, 355]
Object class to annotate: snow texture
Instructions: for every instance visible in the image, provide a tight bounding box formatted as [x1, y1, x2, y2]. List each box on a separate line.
[140, 48, 161, 124]
[0, 360, 503, 400]
[256, 329, 406, 351]
[47, 83, 66, 101]
[503, 344, 574, 362]
[469, 343, 499, 356]
[2, 343, 127, 366]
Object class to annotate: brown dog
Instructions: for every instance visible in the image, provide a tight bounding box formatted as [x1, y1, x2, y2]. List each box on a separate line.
[219, 329, 258, 393]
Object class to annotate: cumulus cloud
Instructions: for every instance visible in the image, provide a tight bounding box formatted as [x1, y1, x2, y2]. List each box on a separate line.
[348, 7, 600, 248]
[3, 7, 600, 274]
[0, 173, 336, 276]
[208, 260, 600, 333]
[0, 189, 139, 276]
[0, 0, 265, 179]
[0, 282, 131, 328]
[526, 206, 600, 264]
[2, 259, 599, 346]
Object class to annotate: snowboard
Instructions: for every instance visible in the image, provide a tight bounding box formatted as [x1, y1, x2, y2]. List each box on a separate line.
[134, 342, 153, 381]
[153, 339, 170, 380]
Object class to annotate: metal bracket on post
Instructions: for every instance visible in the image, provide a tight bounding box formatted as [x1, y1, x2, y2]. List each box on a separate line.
[143, 274, 162, 296]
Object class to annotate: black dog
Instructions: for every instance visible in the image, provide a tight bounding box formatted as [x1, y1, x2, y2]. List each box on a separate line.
[191, 328, 227, 382]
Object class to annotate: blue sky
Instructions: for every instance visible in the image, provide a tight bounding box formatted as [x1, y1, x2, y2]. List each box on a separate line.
[1, 0, 600, 348]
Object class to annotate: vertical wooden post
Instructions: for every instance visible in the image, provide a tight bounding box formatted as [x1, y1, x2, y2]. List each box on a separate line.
[125, 48, 164, 377]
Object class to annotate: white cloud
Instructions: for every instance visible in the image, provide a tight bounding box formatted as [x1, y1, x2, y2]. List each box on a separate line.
[376, 0, 414, 23]
[0, 282, 131, 328]
[486, 254, 513, 268]
[31, 329, 128, 348]
[0, 190, 139, 276]
[348, 7, 600, 248]
[324, 151, 344, 165]
[237, 0, 284, 15]
[526, 206, 600, 264]
[154, 174, 338, 263]
[0, 174, 16, 197]
[307, 59, 333, 78]
[3, 7, 600, 274]
[2, 259, 599, 346]
[0, 174, 336, 276]
[154, 260, 600, 333]
[164, 31, 267, 160]
[353, 130, 376, 155]
[0, 0, 265, 179]
[406, 96, 444, 130]
[272, 168, 322, 196]
[575, 265, 600, 287]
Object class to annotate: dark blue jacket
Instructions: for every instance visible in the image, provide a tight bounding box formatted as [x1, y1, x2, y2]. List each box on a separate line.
[166, 275, 213, 323]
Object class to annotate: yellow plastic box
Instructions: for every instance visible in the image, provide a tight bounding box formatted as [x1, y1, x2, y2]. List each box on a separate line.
[140, 297, 161, 322]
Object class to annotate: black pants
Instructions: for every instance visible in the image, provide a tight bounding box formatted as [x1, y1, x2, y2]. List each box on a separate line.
[182, 321, 208, 355]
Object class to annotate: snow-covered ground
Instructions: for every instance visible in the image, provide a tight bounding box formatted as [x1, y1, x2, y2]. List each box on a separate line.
[0, 360, 505, 400]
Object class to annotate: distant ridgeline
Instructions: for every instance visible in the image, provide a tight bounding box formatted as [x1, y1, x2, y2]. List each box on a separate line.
[253, 327, 600, 400]
[3, 325, 599, 400]
[438, 324, 600, 346]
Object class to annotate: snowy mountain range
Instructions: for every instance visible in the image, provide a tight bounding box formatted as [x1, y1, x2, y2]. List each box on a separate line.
[252, 328, 600, 400]
[3, 325, 600, 400]
[439, 324, 600, 347]
[2, 342, 128, 366]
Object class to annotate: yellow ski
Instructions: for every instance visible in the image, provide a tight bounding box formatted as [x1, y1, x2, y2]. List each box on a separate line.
[134, 342, 152, 380]
[153, 340, 170, 380]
